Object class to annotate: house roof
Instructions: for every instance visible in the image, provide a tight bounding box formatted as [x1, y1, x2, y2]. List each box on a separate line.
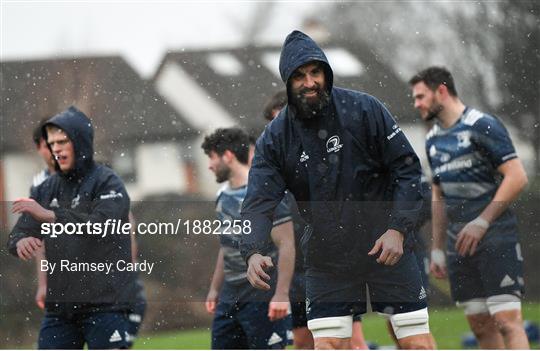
[1, 56, 196, 157]
[155, 41, 419, 136]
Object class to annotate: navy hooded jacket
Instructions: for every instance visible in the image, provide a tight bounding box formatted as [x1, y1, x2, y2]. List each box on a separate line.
[240, 31, 423, 271]
[7, 106, 138, 314]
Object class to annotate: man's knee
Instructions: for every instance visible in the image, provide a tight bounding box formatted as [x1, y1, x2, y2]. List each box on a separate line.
[398, 334, 434, 350]
[492, 311, 524, 336]
[487, 295, 523, 335]
[466, 313, 497, 340]
[295, 339, 314, 350]
[314, 337, 350, 350]
[293, 327, 314, 349]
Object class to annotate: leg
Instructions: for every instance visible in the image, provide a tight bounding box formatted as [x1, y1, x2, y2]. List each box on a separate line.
[314, 337, 350, 349]
[304, 271, 364, 350]
[466, 313, 504, 349]
[308, 316, 353, 350]
[350, 320, 369, 349]
[388, 308, 436, 349]
[238, 302, 288, 349]
[293, 326, 314, 349]
[367, 253, 435, 349]
[290, 299, 314, 349]
[211, 302, 247, 349]
[487, 295, 530, 349]
[38, 314, 85, 349]
[397, 333, 435, 350]
[459, 298, 505, 348]
[492, 310, 529, 349]
[479, 242, 528, 349]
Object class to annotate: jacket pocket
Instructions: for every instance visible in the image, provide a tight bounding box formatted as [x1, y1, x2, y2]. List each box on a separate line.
[354, 164, 382, 200]
[353, 164, 392, 223]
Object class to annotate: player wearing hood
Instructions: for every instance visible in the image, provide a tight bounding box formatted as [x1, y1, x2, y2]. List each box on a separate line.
[7, 106, 139, 349]
[240, 31, 435, 349]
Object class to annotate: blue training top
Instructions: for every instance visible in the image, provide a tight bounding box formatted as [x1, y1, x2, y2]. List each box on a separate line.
[426, 107, 519, 252]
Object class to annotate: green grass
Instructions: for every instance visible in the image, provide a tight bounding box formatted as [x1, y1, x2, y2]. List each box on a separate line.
[134, 302, 540, 349]
[136, 329, 211, 349]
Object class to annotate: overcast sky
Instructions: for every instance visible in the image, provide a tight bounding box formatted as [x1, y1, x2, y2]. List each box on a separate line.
[1, 1, 322, 77]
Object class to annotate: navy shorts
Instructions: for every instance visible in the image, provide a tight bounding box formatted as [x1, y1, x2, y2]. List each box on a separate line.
[447, 240, 524, 303]
[306, 251, 427, 321]
[289, 272, 308, 329]
[211, 300, 290, 349]
[38, 311, 132, 349]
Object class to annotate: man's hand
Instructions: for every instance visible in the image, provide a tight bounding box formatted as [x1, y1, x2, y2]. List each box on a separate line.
[205, 289, 219, 314]
[247, 253, 273, 290]
[35, 283, 47, 310]
[430, 248, 447, 279]
[16, 237, 43, 260]
[12, 198, 55, 223]
[268, 293, 290, 321]
[455, 219, 488, 256]
[368, 229, 404, 265]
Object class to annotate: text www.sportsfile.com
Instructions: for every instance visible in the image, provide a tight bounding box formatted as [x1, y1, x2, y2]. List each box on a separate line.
[40, 219, 252, 238]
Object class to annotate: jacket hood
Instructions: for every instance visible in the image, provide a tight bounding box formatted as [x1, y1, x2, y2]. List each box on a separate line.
[43, 106, 94, 177]
[279, 30, 334, 91]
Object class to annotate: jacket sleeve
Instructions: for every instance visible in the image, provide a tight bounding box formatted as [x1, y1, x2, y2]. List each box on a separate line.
[369, 96, 423, 236]
[240, 127, 287, 261]
[6, 186, 45, 256]
[53, 173, 130, 235]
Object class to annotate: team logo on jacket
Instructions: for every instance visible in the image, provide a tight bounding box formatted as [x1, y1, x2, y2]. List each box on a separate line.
[326, 135, 343, 153]
[300, 151, 310, 162]
[49, 198, 60, 208]
[100, 190, 124, 200]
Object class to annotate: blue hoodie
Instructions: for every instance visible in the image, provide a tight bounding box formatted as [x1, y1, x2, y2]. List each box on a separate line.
[241, 31, 423, 272]
[7, 106, 138, 314]
[45, 106, 95, 178]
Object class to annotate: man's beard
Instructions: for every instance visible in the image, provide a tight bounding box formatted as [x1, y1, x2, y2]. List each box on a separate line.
[425, 102, 444, 122]
[290, 86, 331, 120]
[214, 164, 231, 183]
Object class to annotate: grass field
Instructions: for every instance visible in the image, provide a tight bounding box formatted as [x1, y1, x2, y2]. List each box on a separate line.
[134, 302, 539, 349]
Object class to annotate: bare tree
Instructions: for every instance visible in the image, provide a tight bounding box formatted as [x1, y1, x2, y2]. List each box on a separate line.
[496, 0, 540, 173]
[324, 1, 540, 174]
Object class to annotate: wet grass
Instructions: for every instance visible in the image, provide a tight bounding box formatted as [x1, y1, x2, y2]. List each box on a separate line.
[134, 302, 540, 349]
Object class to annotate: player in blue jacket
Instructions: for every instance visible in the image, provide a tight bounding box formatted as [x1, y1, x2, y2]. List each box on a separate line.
[262, 90, 316, 349]
[7, 106, 140, 349]
[410, 66, 530, 349]
[240, 30, 435, 349]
